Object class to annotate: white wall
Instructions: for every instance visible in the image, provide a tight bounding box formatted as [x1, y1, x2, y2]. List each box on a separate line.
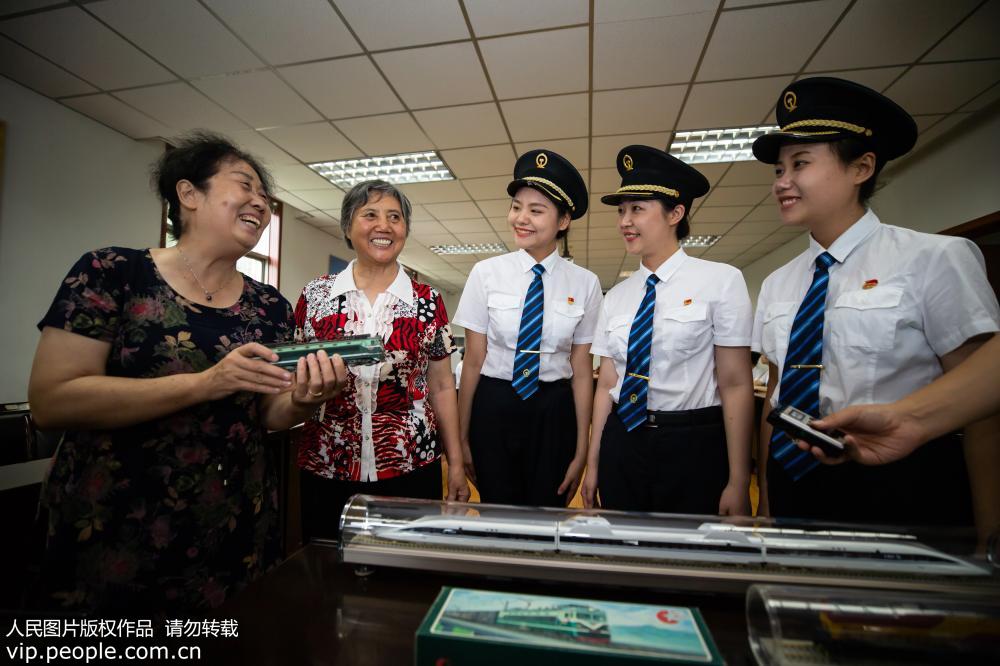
[741, 107, 1000, 305]
[0, 78, 161, 403]
[277, 205, 352, 304]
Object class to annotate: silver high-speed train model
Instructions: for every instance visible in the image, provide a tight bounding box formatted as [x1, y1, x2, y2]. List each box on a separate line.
[372, 515, 987, 577]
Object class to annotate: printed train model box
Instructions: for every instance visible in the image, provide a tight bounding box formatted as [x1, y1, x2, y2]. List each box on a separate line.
[415, 587, 723, 665]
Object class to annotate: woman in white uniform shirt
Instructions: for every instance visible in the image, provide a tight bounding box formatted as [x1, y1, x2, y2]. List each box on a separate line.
[583, 146, 754, 516]
[454, 150, 602, 507]
[751, 77, 999, 528]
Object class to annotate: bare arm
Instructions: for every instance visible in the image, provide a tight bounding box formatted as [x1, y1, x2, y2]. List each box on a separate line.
[582, 357, 618, 509]
[557, 344, 595, 504]
[427, 356, 470, 502]
[457, 329, 487, 485]
[756, 363, 780, 517]
[714, 346, 753, 516]
[29, 327, 292, 430]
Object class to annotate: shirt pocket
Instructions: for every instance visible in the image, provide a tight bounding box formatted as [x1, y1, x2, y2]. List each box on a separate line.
[829, 287, 904, 351]
[660, 303, 710, 351]
[487, 292, 522, 348]
[547, 301, 586, 351]
[605, 314, 632, 361]
[760, 301, 798, 361]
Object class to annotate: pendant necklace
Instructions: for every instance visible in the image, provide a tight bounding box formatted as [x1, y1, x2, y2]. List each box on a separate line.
[176, 246, 238, 302]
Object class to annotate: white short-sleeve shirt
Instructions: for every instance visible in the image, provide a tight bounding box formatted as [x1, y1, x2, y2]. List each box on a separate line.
[591, 248, 753, 411]
[453, 249, 603, 381]
[752, 209, 1000, 413]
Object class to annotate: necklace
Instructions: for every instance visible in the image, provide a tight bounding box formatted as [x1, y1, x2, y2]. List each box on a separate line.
[176, 246, 238, 302]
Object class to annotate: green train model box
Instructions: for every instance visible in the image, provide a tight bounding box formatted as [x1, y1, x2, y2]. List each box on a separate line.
[415, 587, 724, 665]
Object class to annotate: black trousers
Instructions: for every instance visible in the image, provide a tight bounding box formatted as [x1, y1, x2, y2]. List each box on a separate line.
[598, 406, 729, 515]
[767, 432, 973, 526]
[469, 375, 577, 507]
[300, 458, 442, 542]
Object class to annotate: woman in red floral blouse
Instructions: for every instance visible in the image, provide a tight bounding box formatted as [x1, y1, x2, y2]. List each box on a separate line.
[295, 180, 470, 540]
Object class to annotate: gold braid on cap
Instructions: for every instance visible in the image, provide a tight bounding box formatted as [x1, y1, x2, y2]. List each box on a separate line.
[521, 176, 575, 210]
[615, 184, 680, 198]
[781, 119, 873, 137]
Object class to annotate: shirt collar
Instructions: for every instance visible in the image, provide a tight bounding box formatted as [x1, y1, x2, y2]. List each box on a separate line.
[328, 259, 415, 306]
[516, 248, 561, 275]
[808, 208, 881, 264]
[638, 247, 688, 284]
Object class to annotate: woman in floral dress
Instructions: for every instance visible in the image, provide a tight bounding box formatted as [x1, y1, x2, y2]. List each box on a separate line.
[28, 133, 345, 614]
[294, 180, 470, 541]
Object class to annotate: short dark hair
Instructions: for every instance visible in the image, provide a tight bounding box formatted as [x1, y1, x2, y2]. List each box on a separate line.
[829, 137, 883, 206]
[152, 131, 274, 239]
[340, 180, 412, 250]
[554, 200, 571, 240]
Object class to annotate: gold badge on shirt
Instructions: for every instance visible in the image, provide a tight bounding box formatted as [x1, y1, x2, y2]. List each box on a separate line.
[683, 298, 693, 306]
[862, 279, 878, 290]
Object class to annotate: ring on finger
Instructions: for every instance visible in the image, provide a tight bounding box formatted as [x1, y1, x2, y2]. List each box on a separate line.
[308, 389, 324, 397]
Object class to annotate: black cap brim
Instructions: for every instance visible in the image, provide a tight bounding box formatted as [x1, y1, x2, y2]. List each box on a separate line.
[599, 191, 661, 206]
[752, 131, 847, 164]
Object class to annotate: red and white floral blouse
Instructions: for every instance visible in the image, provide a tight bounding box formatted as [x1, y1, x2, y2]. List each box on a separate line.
[294, 262, 456, 482]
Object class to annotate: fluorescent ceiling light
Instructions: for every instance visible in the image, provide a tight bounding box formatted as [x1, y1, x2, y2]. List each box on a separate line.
[309, 151, 454, 188]
[430, 243, 507, 255]
[681, 235, 721, 248]
[669, 125, 778, 164]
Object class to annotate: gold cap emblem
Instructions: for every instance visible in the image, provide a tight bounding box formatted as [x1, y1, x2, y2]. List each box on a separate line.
[622, 154, 634, 172]
[783, 91, 797, 112]
[535, 152, 548, 169]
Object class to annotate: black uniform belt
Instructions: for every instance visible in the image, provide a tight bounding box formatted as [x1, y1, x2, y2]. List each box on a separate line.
[613, 403, 722, 427]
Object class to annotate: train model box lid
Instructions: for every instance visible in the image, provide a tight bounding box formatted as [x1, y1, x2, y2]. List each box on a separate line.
[415, 587, 723, 666]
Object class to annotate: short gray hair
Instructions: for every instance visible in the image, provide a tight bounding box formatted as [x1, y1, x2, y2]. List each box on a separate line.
[340, 180, 412, 249]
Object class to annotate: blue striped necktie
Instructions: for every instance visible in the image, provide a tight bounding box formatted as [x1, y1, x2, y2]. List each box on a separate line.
[617, 273, 660, 431]
[771, 251, 838, 480]
[512, 263, 545, 400]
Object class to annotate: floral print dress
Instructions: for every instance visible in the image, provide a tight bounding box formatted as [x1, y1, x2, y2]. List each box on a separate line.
[35, 247, 293, 614]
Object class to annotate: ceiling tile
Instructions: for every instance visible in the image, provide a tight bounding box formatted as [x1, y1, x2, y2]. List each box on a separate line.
[425, 202, 484, 220]
[228, 130, 300, 167]
[885, 61, 1000, 114]
[475, 200, 510, 217]
[409, 205, 435, 221]
[591, 133, 671, 167]
[205, 0, 361, 65]
[463, 175, 510, 200]
[271, 164, 334, 190]
[514, 138, 589, 169]
[319, 209, 343, 222]
[691, 206, 752, 223]
[594, 13, 714, 89]
[688, 222, 736, 235]
[960, 80, 1000, 112]
[440, 144, 517, 178]
[417, 233, 459, 244]
[489, 217, 510, 232]
[0, 36, 97, 97]
[679, 76, 793, 129]
[443, 219, 494, 234]
[912, 112, 973, 152]
[336, 0, 469, 50]
[0, 1, 64, 15]
[590, 168, 620, 194]
[466, 0, 587, 36]
[501, 94, 588, 142]
[375, 42, 492, 109]
[261, 122, 361, 162]
[588, 211, 620, 227]
[588, 226, 622, 240]
[729, 220, 783, 235]
[743, 204, 781, 221]
[334, 113, 432, 155]
[414, 103, 509, 149]
[690, 163, 730, 187]
[411, 220, 450, 235]
[480, 27, 589, 99]
[593, 85, 686, 134]
[194, 70, 321, 128]
[702, 185, 771, 207]
[699, 1, 846, 81]
[280, 56, 402, 119]
[0, 6, 174, 89]
[809, 0, 979, 71]
[798, 66, 906, 92]
[913, 115, 946, 132]
[718, 161, 774, 186]
[89, 0, 263, 78]
[927, 0, 1000, 61]
[595, 0, 718, 22]
[455, 231, 504, 244]
[399, 180, 470, 203]
[275, 190, 317, 212]
[292, 188, 346, 210]
[115, 82, 248, 133]
[61, 93, 171, 138]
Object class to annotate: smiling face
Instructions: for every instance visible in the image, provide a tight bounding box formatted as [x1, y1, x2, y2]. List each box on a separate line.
[349, 192, 407, 267]
[772, 142, 868, 229]
[180, 158, 272, 252]
[617, 197, 683, 268]
[508, 186, 569, 260]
